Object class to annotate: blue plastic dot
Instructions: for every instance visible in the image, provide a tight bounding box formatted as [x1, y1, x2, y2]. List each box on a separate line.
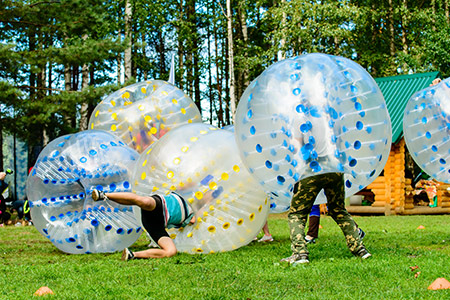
[250, 126, 256, 135]
[440, 158, 446, 164]
[80, 157, 87, 163]
[91, 219, 99, 227]
[293, 88, 301, 96]
[426, 132, 432, 139]
[356, 121, 364, 130]
[270, 149, 277, 156]
[76, 245, 83, 249]
[89, 149, 98, 156]
[422, 117, 428, 124]
[277, 176, 285, 184]
[123, 181, 130, 189]
[432, 145, 438, 152]
[43, 179, 50, 184]
[345, 180, 352, 188]
[127, 228, 133, 234]
[349, 158, 357, 167]
[256, 144, 263, 153]
[265, 161, 273, 169]
[354, 140, 361, 150]
[355, 102, 362, 111]
[66, 237, 76, 243]
[116, 228, 124, 235]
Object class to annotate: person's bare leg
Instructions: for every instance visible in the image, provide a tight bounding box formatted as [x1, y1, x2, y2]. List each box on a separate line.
[105, 192, 156, 211]
[133, 237, 177, 258]
[262, 221, 271, 236]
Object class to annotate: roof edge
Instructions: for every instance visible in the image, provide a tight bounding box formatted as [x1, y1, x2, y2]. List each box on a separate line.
[375, 71, 440, 82]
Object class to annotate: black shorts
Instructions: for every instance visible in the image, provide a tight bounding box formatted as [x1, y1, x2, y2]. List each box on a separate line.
[140, 195, 169, 243]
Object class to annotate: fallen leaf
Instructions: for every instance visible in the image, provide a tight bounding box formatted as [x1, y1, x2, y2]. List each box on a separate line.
[428, 278, 450, 290]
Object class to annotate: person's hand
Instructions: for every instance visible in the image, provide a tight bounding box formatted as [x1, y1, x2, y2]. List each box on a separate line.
[0, 172, 6, 181]
[430, 78, 442, 86]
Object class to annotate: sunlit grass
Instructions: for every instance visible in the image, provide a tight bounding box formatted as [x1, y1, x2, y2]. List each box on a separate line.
[1, 214, 449, 299]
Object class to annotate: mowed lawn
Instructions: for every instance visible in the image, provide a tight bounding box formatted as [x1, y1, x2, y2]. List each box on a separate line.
[1, 214, 449, 300]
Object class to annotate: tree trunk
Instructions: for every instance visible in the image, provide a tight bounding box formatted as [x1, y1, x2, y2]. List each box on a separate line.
[388, 0, 395, 57]
[124, 0, 133, 82]
[226, 0, 236, 122]
[213, 4, 223, 127]
[79, 35, 90, 131]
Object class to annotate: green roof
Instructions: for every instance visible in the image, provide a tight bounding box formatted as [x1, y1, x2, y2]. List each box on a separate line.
[374, 71, 440, 144]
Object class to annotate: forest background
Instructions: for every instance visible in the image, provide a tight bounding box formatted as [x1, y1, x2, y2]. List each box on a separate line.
[1, 0, 450, 176]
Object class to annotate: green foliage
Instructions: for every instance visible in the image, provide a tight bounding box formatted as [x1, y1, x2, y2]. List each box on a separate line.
[1, 215, 449, 299]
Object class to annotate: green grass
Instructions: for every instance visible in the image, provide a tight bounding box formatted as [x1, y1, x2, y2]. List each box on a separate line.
[1, 214, 450, 299]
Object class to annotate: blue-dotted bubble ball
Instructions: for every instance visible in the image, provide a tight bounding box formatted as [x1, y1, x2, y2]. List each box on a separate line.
[26, 130, 141, 254]
[404, 78, 450, 182]
[235, 53, 392, 195]
[132, 123, 270, 254]
[88, 80, 202, 153]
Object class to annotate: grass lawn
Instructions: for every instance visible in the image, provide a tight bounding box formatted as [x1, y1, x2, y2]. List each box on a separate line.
[1, 213, 449, 299]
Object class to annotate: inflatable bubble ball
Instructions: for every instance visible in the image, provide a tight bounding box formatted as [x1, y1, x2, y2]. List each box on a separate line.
[235, 53, 392, 196]
[88, 80, 202, 153]
[26, 130, 141, 254]
[132, 123, 270, 254]
[404, 78, 450, 183]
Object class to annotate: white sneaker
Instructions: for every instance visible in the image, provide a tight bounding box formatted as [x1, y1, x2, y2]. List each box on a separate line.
[280, 253, 309, 265]
[258, 235, 274, 242]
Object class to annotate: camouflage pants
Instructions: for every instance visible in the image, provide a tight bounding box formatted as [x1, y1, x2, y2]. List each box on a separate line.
[288, 173, 364, 255]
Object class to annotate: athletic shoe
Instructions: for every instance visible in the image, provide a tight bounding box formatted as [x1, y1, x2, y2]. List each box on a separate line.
[354, 247, 372, 259]
[258, 234, 274, 242]
[280, 253, 309, 265]
[358, 228, 366, 240]
[92, 189, 107, 202]
[122, 248, 135, 261]
[305, 235, 316, 244]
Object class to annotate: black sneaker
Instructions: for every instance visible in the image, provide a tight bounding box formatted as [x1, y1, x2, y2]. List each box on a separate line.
[92, 189, 107, 202]
[280, 253, 309, 265]
[358, 228, 366, 240]
[122, 248, 135, 261]
[354, 247, 371, 259]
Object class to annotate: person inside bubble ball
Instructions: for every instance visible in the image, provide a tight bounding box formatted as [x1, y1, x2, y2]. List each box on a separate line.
[92, 189, 195, 260]
[281, 106, 371, 264]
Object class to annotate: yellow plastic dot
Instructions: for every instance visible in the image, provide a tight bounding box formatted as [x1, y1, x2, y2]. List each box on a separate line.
[258, 205, 262, 212]
[170, 185, 176, 191]
[162, 91, 168, 96]
[141, 172, 146, 180]
[249, 213, 255, 221]
[208, 226, 216, 233]
[111, 124, 117, 132]
[203, 211, 208, 217]
[197, 217, 203, 223]
[90, 123, 94, 129]
[181, 146, 189, 153]
[172, 98, 178, 104]
[110, 100, 116, 106]
[222, 222, 230, 229]
[232, 245, 237, 249]
[187, 232, 193, 238]
[138, 104, 145, 111]
[218, 216, 224, 221]
[128, 126, 133, 132]
[209, 205, 215, 211]
[188, 119, 193, 123]
[216, 199, 222, 205]
[124, 101, 132, 106]
[178, 182, 185, 188]
[160, 124, 166, 130]
[181, 108, 186, 114]
[237, 218, 243, 225]
[150, 127, 157, 134]
[209, 182, 217, 190]
[141, 87, 147, 94]
[240, 238, 245, 243]
[188, 197, 194, 204]
[142, 160, 147, 167]
[95, 110, 99, 117]
[187, 178, 193, 183]
[233, 165, 240, 172]
[144, 115, 152, 122]
[170, 233, 177, 239]
[111, 113, 117, 120]
[265, 198, 268, 205]
[152, 186, 159, 192]
[167, 171, 174, 179]
[156, 114, 161, 120]
[196, 248, 203, 253]
[162, 183, 168, 188]
[190, 137, 198, 142]
[221, 173, 229, 181]
[122, 92, 130, 99]
[200, 130, 208, 135]
[195, 191, 203, 199]
[173, 158, 181, 165]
